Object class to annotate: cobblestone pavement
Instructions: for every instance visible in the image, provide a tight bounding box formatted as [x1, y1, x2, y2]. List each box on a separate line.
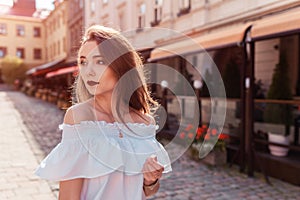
[0, 91, 56, 200]
[2, 88, 300, 200]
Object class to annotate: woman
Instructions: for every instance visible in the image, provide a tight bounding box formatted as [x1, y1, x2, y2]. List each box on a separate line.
[35, 25, 172, 199]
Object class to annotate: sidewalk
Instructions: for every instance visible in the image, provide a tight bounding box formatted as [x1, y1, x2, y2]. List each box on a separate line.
[1, 89, 300, 200]
[0, 91, 56, 200]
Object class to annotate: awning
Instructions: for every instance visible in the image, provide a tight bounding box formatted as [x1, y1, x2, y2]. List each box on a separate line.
[251, 6, 300, 41]
[149, 23, 251, 61]
[46, 66, 78, 78]
[26, 58, 65, 76]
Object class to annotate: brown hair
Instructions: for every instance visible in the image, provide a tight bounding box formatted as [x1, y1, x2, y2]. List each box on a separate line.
[74, 25, 158, 121]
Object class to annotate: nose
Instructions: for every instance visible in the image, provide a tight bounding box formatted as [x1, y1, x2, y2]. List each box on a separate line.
[86, 64, 96, 77]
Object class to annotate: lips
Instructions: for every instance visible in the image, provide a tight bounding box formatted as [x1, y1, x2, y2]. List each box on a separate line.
[87, 80, 99, 86]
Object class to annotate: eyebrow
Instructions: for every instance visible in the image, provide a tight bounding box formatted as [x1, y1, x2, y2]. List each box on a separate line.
[92, 55, 103, 59]
[79, 55, 103, 59]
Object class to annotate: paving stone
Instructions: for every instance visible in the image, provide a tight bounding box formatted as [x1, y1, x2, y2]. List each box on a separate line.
[1, 90, 300, 199]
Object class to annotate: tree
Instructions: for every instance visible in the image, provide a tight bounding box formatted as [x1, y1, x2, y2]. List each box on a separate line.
[264, 53, 293, 136]
[1, 56, 28, 85]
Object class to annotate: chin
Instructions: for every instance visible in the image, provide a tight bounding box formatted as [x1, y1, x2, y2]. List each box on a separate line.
[86, 88, 97, 96]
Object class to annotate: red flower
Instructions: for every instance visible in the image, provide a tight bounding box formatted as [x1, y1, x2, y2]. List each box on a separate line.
[207, 128, 211, 135]
[211, 129, 218, 136]
[180, 132, 185, 139]
[196, 127, 203, 136]
[204, 133, 210, 140]
[219, 133, 229, 140]
[185, 124, 193, 131]
[188, 132, 194, 139]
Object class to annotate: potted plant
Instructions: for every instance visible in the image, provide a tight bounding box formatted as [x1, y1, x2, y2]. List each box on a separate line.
[263, 53, 293, 156]
[180, 124, 229, 166]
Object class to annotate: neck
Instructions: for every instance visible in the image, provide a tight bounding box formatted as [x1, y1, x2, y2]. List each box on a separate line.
[92, 92, 135, 123]
[93, 93, 113, 116]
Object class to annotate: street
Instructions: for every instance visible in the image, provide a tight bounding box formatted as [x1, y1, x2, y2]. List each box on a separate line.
[0, 88, 299, 200]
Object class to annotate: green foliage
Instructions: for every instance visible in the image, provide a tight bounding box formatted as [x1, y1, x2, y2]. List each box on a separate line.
[223, 59, 240, 98]
[266, 54, 292, 100]
[264, 53, 293, 135]
[1, 56, 28, 84]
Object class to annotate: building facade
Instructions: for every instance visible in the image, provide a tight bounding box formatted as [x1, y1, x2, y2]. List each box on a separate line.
[67, 0, 84, 63]
[0, 14, 45, 67]
[44, 0, 68, 62]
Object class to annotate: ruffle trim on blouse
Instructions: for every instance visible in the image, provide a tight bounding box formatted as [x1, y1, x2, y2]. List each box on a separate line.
[59, 120, 159, 130]
[35, 121, 172, 181]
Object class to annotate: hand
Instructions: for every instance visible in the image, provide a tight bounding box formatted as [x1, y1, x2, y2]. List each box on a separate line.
[142, 155, 164, 185]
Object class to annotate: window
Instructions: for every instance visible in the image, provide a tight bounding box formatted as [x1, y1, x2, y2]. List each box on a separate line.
[0, 23, 7, 35]
[53, 43, 56, 56]
[50, 45, 52, 58]
[0, 47, 7, 58]
[178, 0, 191, 17]
[33, 27, 41, 37]
[62, 11, 66, 24]
[16, 48, 25, 58]
[58, 41, 60, 55]
[53, 18, 56, 31]
[137, 3, 146, 30]
[16, 25, 25, 36]
[57, 17, 59, 30]
[179, 0, 190, 9]
[34, 48, 42, 59]
[91, 0, 95, 14]
[151, 0, 163, 26]
[63, 37, 66, 52]
[57, 15, 60, 29]
[119, 12, 125, 31]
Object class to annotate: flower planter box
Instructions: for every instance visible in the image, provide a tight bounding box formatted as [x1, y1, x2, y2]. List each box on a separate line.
[201, 149, 227, 166]
[189, 146, 227, 166]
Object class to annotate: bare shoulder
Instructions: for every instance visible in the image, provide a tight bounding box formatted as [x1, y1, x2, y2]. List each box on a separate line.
[63, 101, 93, 125]
[64, 106, 75, 125]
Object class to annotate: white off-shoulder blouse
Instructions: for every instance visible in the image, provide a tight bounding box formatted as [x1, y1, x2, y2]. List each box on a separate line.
[35, 121, 172, 200]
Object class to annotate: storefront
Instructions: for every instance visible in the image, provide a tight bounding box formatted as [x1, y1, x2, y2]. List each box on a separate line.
[149, 6, 300, 185]
[25, 58, 77, 109]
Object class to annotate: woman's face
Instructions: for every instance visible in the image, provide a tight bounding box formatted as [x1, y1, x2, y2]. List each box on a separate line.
[78, 40, 118, 96]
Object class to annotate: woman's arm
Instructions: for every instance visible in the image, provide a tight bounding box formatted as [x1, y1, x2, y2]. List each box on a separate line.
[143, 178, 160, 197]
[59, 179, 84, 200]
[59, 108, 84, 200]
[142, 155, 164, 197]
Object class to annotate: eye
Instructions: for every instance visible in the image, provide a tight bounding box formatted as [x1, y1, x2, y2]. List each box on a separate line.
[96, 59, 105, 65]
[78, 59, 88, 66]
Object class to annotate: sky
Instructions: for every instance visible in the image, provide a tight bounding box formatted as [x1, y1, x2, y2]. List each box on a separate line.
[35, 0, 54, 10]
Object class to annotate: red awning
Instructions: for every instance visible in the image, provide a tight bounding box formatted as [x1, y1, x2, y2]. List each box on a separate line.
[26, 58, 65, 76]
[46, 66, 78, 78]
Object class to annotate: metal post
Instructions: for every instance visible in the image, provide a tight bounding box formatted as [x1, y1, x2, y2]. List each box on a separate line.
[161, 80, 169, 130]
[163, 87, 169, 130]
[245, 41, 255, 177]
[196, 88, 202, 127]
[193, 80, 203, 127]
